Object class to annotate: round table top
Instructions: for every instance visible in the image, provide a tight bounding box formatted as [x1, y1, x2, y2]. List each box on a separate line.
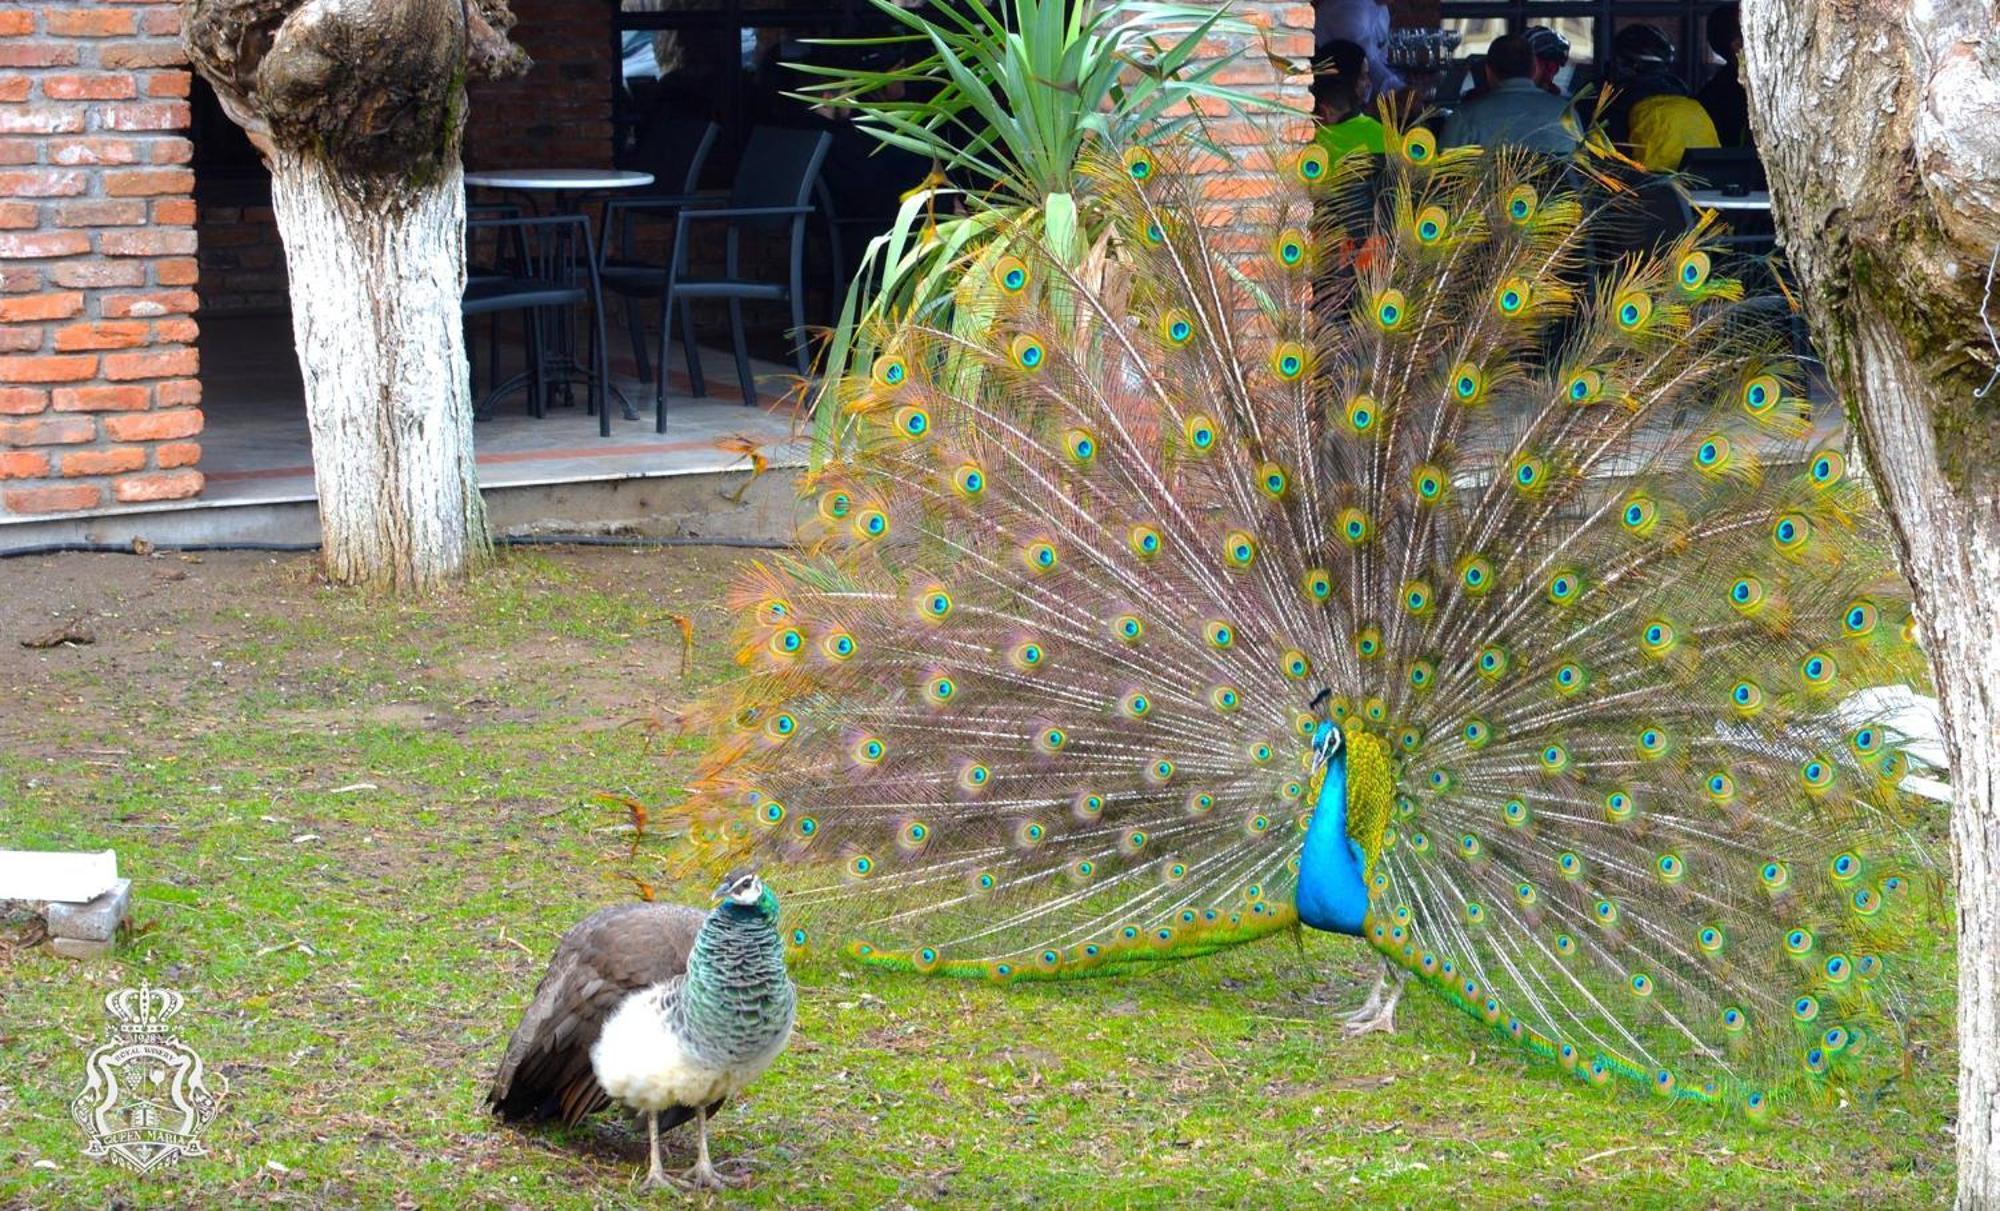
[464, 168, 655, 191]
[1687, 188, 1771, 212]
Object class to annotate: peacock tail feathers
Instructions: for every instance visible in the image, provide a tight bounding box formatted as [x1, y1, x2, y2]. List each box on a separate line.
[672, 120, 1938, 1115]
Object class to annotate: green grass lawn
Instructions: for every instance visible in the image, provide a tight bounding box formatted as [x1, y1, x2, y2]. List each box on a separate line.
[0, 548, 1958, 1208]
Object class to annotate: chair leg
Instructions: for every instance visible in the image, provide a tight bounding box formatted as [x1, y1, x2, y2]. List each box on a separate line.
[681, 300, 704, 398]
[656, 286, 674, 433]
[625, 295, 652, 384]
[592, 287, 613, 437]
[728, 299, 755, 406]
[788, 288, 809, 379]
[527, 308, 546, 420]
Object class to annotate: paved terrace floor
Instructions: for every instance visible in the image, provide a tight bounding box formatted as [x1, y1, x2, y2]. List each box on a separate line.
[193, 314, 811, 508]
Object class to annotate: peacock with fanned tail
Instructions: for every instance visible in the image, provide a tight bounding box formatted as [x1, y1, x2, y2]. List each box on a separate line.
[672, 122, 1938, 1118]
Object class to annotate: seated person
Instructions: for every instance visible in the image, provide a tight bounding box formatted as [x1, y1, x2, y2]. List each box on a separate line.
[1522, 26, 1570, 95]
[1312, 40, 1385, 159]
[1441, 33, 1580, 155]
[1601, 25, 1719, 171]
[1696, 4, 1754, 148]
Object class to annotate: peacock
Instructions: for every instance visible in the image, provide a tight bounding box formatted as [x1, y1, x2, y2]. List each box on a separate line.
[490, 870, 796, 1190]
[672, 122, 1937, 1119]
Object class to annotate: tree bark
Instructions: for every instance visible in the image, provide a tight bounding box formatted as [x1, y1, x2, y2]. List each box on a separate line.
[1741, 3, 2000, 1203]
[271, 151, 489, 591]
[184, 0, 526, 590]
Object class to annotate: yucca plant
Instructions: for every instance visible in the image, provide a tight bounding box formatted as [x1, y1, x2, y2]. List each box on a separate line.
[795, 0, 1282, 458]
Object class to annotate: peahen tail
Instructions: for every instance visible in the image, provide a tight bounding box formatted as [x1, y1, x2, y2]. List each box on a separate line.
[672, 123, 1938, 1114]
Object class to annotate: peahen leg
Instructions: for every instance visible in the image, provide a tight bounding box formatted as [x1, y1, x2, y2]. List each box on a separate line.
[1342, 959, 1406, 1038]
[642, 1109, 670, 1190]
[675, 1103, 747, 1191]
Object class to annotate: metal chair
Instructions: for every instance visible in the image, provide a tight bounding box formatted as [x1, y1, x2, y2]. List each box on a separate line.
[599, 119, 721, 386]
[646, 126, 833, 431]
[462, 214, 613, 435]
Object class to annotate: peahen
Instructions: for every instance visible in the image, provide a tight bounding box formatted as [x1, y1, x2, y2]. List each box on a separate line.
[675, 125, 1936, 1117]
[489, 870, 796, 1190]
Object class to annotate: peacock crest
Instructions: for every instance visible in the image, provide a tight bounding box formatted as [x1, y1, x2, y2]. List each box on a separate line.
[673, 123, 1937, 1120]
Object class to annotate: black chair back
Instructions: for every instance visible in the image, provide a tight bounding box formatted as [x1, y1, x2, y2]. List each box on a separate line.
[619, 117, 720, 195]
[726, 127, 835, 231]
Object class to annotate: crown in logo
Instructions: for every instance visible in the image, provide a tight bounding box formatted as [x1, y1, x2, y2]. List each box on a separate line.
[103, 984, 183, 1037]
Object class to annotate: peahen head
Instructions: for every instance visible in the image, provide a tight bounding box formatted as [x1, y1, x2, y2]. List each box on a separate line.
[714, 867, 779, 919]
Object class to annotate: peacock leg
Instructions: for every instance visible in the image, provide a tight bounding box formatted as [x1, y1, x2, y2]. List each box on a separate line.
[1342, 961, 1406, 1038]
[642, 1109, 670, 1190]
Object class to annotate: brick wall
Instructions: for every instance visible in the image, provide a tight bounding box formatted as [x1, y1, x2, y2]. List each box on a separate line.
[464, 0, 614, 171]
[0, 0, 200, 517]
[1174, 2, 1316, 256]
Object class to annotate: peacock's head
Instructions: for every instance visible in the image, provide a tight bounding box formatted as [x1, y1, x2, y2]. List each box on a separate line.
[714, 867, 777, 917]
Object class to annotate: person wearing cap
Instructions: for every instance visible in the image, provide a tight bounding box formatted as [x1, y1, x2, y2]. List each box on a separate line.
[1312, 40, 1386, 159]
[1600, 24, 1719, 171]
[1522, 26, 1571, 95]
[1441, 34, 1580, 156]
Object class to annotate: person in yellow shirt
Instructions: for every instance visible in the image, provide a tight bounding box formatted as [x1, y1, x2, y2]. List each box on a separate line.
[1601, 25, 1718, 171]
[1313, 40, 1385, 160]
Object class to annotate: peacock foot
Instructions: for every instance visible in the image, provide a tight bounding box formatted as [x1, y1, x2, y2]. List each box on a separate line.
[1340, 969, 1406, 1038]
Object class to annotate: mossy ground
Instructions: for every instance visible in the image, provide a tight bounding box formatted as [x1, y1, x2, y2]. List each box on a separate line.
[0, 548, 1957, 1208]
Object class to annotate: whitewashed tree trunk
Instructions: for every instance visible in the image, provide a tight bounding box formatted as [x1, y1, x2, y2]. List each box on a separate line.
[269, 151, 491, 591]
[1741, 4, 2000, 1203]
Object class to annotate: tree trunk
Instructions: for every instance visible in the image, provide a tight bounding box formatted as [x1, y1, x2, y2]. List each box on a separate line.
[1740, 3, 2000, 1203]
[269, 151, 491, 591]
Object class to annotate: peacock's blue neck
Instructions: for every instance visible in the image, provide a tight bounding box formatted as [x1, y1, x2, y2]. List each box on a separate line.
[1295, 753, 1369, 936]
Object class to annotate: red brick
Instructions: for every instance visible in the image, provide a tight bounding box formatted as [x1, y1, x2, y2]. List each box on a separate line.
[0, 230, 90, 258]
[45, 9, 138, 36]
[59, 446, 146, 477]
[99, 102, 189, 132]
[50, 260, 144, 288]
[0, 386, 46, 414]
[0, 12, 34, 37]
[104, 168, 192, 196]
[49, 137, 140, 166]
[0, 265, 40, 292]
[0, 169, 88, 198]
[153, 257, 197, 285]
[0, 355, 95, 384]
[100, 43, 185, 70]
[0, 292, 82, 322]
[54, 322, 150, 352]
[0, 450, 49, 480]
[100, 289, 197, 318]
[99, 228, 196, 256]
[112, 469, 200, 503]
[104, 407, 200, 441]
[102, 347, 196, 381]
[5, 483, 102, 513]
[0, 43, 78, 69]
[51, 383, 148, 411]
[0, 78, 28, 103]
[154, 378, 199, 406]
[0, 414, 94, 444]
[0, 108, 85, 136]
[149, 138, 192, 165]
[0, 139, 31, 164]
[0, 200, 35, 229]
[43, 74, 137, 101]
[154, 440, 200, 468]
[153, 316, 198, 343]
[139, 8, 181, 37]
[144, 71, 191, 99]
[0, 327, 40, 352]
[54, 199, 147, 227]
[151, 198, 196, 225]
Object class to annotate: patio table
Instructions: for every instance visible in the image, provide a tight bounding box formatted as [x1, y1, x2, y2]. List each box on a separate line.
[1687, 188, 1771, 213]
[464, 169, 655, 419]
